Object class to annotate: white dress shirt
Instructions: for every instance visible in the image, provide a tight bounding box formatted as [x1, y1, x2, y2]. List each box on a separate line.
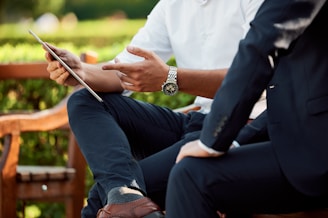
[115, 0, 265, 116]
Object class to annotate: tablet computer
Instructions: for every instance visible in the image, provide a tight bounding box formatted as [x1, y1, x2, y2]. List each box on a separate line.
[28, 29, 103, 102]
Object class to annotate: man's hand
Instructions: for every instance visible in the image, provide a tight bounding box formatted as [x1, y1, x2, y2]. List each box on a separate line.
[44, 43, 83, 86]
[102, 45, 169, 92]
[176, 140, 223, 163]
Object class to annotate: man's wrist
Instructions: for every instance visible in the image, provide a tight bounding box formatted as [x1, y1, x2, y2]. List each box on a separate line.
[161, 66, 179, 96]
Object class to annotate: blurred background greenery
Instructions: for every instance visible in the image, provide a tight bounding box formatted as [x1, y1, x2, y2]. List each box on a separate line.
[0, 0, 158, 23]
[0, 0, 195, 217]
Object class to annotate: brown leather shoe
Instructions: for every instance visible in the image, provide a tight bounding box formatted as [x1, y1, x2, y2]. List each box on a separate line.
[96, 197, 165, 218]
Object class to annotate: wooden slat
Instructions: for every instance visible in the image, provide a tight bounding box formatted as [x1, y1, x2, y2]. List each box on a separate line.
[17, 181, 80, 200]
[0, 62, 49, 80]
[17, 166, 75, 182]
[0, 96, 69, 132]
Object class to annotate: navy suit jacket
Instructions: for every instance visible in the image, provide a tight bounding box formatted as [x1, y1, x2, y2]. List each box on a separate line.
[201, 0, 328, 196]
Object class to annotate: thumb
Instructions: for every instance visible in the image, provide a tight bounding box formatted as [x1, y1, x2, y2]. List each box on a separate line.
[43, 42, 57, 52]
[44, 43, 66, 56]
[43, 43, 59, 55]
[43, 42, 58, 61]
[126, 45, 152, 60]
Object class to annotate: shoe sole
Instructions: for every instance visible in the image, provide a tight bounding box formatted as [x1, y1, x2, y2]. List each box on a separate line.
[144, 211, 165, 218]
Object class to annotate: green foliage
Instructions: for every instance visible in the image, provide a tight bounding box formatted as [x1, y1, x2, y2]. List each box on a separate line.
[1, 0, 65, 23]
[17, 202, 65, 218]
[19, 131, 70, 166]
[1, 0, 159, 23]
[64, 0, 159, 20]
[34, 0, 66, 18]
[0, 19, 145, 53]
[0, 79, 71, 111]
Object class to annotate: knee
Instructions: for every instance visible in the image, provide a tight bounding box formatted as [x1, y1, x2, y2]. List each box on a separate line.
[168, 158, 194, 186]
[67, 89, 103, 126]
[67, 89, 95, 114]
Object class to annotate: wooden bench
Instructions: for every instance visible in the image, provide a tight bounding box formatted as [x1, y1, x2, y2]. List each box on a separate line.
[0, 52, 97, 217]
[253, 209, 328, 218]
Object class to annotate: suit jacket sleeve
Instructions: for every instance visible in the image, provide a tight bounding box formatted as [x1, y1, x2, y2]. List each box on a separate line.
[200, 0, 327, 152]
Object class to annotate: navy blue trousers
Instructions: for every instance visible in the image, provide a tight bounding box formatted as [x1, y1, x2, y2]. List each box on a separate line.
[67, 89, 205, 217]
[165, 141, 328, 218]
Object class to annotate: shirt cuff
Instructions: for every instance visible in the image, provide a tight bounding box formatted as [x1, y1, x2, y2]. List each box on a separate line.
[232, 140, 240, 148]
[198, 140, 224, 155]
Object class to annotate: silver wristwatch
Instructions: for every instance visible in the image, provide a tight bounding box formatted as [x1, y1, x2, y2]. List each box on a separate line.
[161, 66, 178, 96]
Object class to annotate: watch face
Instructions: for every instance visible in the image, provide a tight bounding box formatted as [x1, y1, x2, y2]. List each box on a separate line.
[162, 82, 178, 96]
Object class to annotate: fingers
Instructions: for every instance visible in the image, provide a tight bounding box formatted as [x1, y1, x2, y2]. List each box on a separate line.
[45, 52, 54, 62]
[43, 44, 59, 63]
[175, 151, 184, 163]
[43, 42, 61, 55]
[42, 43, 78, 86]
[54, 71, 70, 85]
[176, 140, 221, 163]
[46, 59, 60, 72]
[102, 45, 152, 71]
[102, 61, 136, 71]
[175, 144, 189, 163]
[126, 45, 153, 60]
[47, 62, 69, 85]
[217, 211, 227, 218]
[43, 43, 67, 62]
[116, 72, 137, 90]
[42, 43, 55, 61]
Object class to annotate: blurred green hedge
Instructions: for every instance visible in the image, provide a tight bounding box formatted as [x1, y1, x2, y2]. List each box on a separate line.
[1, 0, 159, 23]
[64, 0, 159, 20]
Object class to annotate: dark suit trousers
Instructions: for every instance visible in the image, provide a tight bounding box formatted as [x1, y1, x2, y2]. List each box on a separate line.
[165, 141, 328, 218]
[67, 89, 205, 217]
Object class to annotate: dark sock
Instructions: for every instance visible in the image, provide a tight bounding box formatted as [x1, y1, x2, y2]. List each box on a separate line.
[107, 186, 144, 204]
